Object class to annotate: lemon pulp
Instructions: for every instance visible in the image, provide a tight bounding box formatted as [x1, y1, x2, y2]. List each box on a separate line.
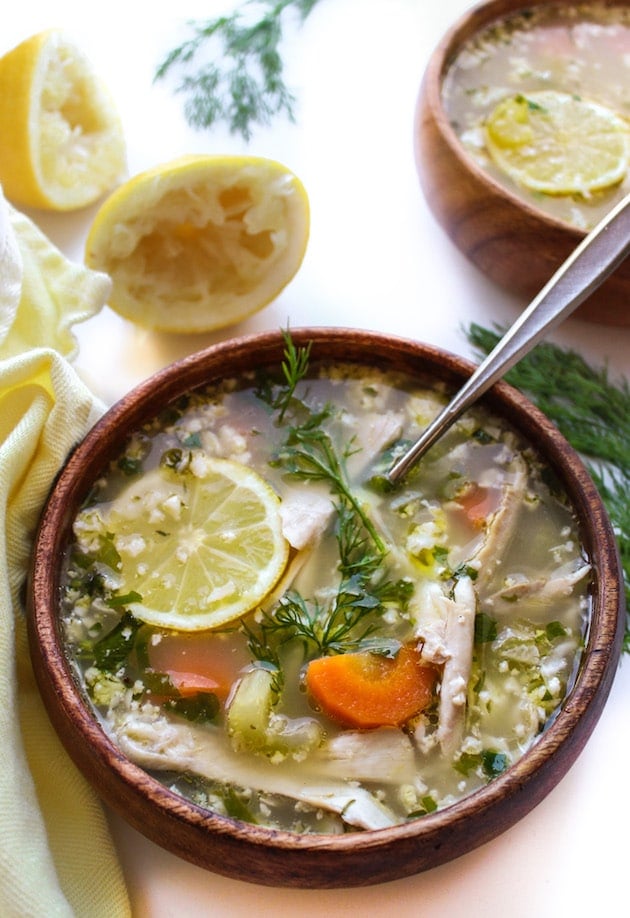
[85, 154, 310, 333]
[0, 29, 126, 211]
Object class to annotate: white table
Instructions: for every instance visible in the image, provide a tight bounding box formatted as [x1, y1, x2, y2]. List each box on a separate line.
[9, 2, 629, 914]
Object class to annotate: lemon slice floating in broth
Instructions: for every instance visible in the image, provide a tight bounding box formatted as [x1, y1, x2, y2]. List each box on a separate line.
[93, 458, 289, 631]
[485, 90, 630, 196]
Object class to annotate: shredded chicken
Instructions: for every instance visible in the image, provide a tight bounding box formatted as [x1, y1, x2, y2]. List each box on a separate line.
[469, 454, 529, 592]
[487, 560, 591, 605]
[111, 710, 399, 831]
[410, 581, 451, 665]
[435, 576, 476, 758]
[313, 727, 416, 784]
[411, 576, 476, 758]
[279, 484, 334, 551]
[346, 412, 404, 476]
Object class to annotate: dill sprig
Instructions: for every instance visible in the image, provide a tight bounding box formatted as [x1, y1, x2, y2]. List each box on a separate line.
[154, 0, 323, 141]
[273, 327, 311, 422]
[278, 416, 387, 555]
[466, 322, 630, 651]
[245, 332, 412, 663]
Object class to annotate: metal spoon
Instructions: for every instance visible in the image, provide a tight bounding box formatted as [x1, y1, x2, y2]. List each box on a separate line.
[387, 192, 630, 484]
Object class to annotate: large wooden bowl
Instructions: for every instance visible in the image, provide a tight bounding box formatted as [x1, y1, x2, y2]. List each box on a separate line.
[416, 0, 630, 326]
[27, 328, 624, 888]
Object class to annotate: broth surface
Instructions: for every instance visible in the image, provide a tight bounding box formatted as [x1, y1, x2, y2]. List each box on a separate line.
[442, 3, 630, 229]
[60, 356, 590, 834]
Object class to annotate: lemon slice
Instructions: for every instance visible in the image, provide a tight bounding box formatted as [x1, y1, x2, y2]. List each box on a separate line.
[0, 29, 126, 211]
[84, 154, 310, 333]
[485, 91, 630, 195]
[95, 457, 289, 631]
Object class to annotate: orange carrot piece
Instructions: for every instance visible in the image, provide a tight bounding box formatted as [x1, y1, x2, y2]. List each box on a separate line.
[164, 671, 222, 698]
[148, 631, 249, 700]
[305, 644, 437, 729]
[456, 484, 497, 528]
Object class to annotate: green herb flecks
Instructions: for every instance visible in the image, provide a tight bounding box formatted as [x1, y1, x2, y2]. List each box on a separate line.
[154, 0, 324, 141]
[466, 322, 630, 652]
[92, 612, 143, 673]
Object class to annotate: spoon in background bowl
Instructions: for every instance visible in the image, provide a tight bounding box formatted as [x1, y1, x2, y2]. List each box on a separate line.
[387, 192, 630, 484]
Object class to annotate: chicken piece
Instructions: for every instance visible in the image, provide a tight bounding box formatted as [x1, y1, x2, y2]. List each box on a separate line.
[279, 484, 334, 551]
[409, 580, 451, 664]
[488, 560, 591, 605]
[435, 576, 476, 758]
[346, 412, 404, 476]
[313, 727, 416, 784]
[111, 709, 399, 831]
[469, 454, 529, 592]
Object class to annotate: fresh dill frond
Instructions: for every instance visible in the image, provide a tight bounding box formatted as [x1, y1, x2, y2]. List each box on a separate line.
[154, 0, 324, 141]
[278, 419, 387, 554]
[275, 327, 311, 421]
[466, 322, 630, 651]
[243, 328, 413, 662]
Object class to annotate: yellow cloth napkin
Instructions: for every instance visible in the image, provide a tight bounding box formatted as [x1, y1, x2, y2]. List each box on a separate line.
[0, 192, 131, 917]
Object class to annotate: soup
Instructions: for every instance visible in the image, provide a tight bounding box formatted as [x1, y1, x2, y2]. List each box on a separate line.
[60, 336, 590, 834]
[442, 2, 630, 230]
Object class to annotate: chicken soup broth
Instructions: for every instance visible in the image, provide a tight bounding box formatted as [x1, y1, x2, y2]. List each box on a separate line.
[442, 3, 630, 230]
[61, 351, 590, 833]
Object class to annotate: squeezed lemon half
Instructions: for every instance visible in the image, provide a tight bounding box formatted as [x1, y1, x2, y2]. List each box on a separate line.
[0, 29, 126, 211]
[485, 90, 630, 196]
[83, 458, 289, 631]
[84, 154, 310, 333]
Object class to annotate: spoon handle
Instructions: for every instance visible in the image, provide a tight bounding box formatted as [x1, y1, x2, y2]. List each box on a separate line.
[387, 192, 630, 484]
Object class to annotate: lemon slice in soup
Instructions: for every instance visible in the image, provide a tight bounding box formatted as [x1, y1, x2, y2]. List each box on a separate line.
[485, 90, 630, 195]
[97, 458, 289, 631]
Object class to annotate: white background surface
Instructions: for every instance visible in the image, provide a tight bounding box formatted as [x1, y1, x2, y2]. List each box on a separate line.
[6, 1, 629, 915]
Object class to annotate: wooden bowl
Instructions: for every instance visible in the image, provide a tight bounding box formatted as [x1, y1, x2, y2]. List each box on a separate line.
[27, 328, 624, 888]
[415, 0, 630, 326]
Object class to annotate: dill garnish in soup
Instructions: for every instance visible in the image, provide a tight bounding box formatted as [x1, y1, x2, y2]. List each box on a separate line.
[61, 337, 591, 833]
[442, 3, 630, 230]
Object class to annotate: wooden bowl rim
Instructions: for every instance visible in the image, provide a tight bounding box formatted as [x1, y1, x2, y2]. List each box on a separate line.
[27, 327, 624, 883]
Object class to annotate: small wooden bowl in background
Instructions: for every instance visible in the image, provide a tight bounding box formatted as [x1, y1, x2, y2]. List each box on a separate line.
[26, 328, 624, 887]
[415, 0, 630, 326]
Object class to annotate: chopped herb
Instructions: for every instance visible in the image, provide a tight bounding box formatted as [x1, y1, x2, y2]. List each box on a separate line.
[472, 427, 494, 444]
[91, 534, 121, 572]
[475, 612, 498, 644]
[165, 693, 220, 724]
[182, 432, 202, 448]
[409, 794, 438, 818]
[455, 749, 509, 778]
[106, 590, 143, 609]
[222, 787, 258, 823]
[92, 612, 142, 673]
[546, 620, 567, 640]
[117, 455, 142, 476]
[482, 749, 509, 777]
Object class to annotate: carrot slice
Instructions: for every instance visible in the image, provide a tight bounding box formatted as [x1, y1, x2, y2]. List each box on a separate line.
[148, 631, 249, 700]
[305, 644, 437, 729]
[456, 484, 497, 528]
